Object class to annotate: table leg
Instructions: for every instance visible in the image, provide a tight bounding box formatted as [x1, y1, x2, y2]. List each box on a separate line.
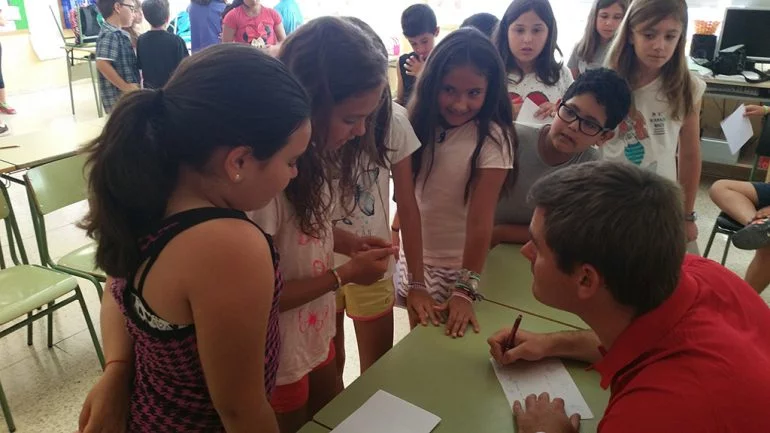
[65, 50, 75, 115]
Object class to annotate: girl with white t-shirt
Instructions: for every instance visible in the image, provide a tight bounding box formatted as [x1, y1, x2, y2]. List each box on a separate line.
[602, 0, 705, 248]
[395, 28, 515, 338]
[495, 0, 573, 121]
[567, 0, 628, 78]
[249, 18, 396, 433]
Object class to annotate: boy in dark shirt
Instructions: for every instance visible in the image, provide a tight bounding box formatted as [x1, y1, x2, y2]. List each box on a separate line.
[396, 4, 438, 106]
[137, 0, 189, 89]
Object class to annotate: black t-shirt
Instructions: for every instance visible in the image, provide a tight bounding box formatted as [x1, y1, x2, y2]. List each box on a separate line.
[398, 52, 418, 105]
[136, 30, 189, 89]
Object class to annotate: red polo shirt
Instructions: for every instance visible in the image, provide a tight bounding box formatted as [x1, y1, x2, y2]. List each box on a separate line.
[592, 255, 770, 433]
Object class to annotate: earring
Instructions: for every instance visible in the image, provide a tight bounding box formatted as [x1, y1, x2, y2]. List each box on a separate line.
[234, 173, 242, 182]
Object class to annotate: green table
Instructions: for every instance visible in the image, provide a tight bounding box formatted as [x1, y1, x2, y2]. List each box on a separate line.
[481, 244, 589, 330]
[314, 301, 608, 433]
[298, 421, 330, 432]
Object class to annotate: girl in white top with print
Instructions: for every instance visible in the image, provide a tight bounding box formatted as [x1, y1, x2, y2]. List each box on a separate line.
[249, 18, 397, 432]
[601, 0, 705, 248]
[567, 0, 628, 78]
[395, 28, 516, 338]
[495, 0, 573, 121]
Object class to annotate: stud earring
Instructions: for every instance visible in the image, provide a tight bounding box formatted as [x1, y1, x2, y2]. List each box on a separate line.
[235, 173, 241, 182]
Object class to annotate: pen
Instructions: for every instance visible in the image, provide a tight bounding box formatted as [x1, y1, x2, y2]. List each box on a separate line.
[0, 145, 19, 150]
[504, 314, 523, 351]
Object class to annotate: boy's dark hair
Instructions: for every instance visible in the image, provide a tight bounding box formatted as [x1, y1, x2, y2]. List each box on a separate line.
[279, 17, 388, 237]
[495, 0, 563, 85]
[408, 27, 516, 203]
[142, 0, 171, 28]
[561, 67, 631, 130]
[401, 4, 437, 38]
[81, 44, 311, 278]
[97, 0, 119, 18]
[461, 13, 499, 39]
[529, 161, 686, 316]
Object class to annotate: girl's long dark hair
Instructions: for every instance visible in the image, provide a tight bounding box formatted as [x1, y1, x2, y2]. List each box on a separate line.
[81, 44, 310, 278]
[409, 28, 516, 203]
[495, 0, 563, 85]
[279, 17, 388, 237]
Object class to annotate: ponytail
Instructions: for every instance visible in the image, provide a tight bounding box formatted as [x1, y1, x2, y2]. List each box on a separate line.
[81, 89, 175, 278]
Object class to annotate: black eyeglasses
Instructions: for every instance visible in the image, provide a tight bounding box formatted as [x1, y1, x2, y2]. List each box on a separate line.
[556, 103, 608, 137]
[120, 3, 136, 12]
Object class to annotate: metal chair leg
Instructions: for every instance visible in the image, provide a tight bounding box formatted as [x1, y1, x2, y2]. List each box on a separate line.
[0, 378, 16, 432]
[722, 235, 733, 266]
[47, 301, 55, 348]
[26, 313, 32, 346]
[703, 224, 719, 259]
[66, 52, 75, 116]
[75, 287, 104, 368]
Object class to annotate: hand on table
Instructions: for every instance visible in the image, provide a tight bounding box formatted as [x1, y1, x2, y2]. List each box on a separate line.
[488, 328, 551, 365]
[514, 392, 580, 433]
[435, 294, 479, 338]
[407, 289, 440, 327]
[78, 363, 131, 433]
[404, 55, 425, 77]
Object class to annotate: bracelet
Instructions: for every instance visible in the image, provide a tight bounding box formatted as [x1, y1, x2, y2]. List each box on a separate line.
[391, 226, 400, 232]
[407, 281, 427, 292]
[764, 105, 770, 116]
[104, 359, 129, 371]
[450, 290, 473, 304]
[330, 267, 343, 291]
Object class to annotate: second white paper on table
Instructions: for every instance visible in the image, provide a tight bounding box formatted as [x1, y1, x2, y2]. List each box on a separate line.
[491, 358, 594, 419]
[330, 390, 441, 433]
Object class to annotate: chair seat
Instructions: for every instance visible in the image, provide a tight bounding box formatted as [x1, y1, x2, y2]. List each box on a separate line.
[57, 242, 105, 279]
[0, 265, 78, 325]
[716, 212, 745, 232]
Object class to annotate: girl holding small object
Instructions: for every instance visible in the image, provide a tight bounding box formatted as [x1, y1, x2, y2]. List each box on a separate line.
[495, 0, 573, 121]
[395, 28, 515, 338]
[222, 0, 285, 47]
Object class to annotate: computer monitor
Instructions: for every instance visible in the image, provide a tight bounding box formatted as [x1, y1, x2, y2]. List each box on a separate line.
[718, 7, 770, 63]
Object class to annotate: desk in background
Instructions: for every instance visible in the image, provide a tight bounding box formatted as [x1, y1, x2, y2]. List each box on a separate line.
[314, 301, 608, 433]
[481, 244, 588, 330]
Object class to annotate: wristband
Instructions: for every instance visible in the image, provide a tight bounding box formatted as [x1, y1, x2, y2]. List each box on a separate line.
[407, 281, 427, 292]
[104, 359, 129, 371]
[764, 105, 770, 116]
[330, 267, 343, 291]
[450, 290, 473, 304]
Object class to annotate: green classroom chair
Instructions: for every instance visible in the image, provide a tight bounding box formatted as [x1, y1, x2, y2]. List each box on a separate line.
[0, 182, 104, 433]
[23, 153, 105, 299]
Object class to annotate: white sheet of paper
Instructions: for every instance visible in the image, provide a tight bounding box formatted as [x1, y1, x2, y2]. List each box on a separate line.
[3, 6, 20, 21]
[517, 97, 549, 126]
[331, 390, 441, 433]
[491, 358, 594, 419]
[720, 104, 754, 155]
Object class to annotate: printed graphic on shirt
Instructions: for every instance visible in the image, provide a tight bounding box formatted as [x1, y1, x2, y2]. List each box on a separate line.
[296, 231, 333, 333]
[618, 108, 651, 167]
[508, 90, 549, 107]
[243, 22, 272, 47]
[333, 167, 380, 236]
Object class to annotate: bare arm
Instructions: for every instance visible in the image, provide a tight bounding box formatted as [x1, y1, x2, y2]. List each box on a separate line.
[392, 157, 424, 283]
[274, 23, 286, 42]
[489, 328, 603, 365]
[462, 169, 509, 273]
[491, 224, 530, 247]
[678, 101, 702, 215]
[96, 60, 138, 92]
[221, 25, 236, 43]
[188, 221, 279, 433]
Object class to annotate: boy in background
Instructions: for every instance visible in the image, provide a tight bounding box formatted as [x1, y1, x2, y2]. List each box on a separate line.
[137, 0, 189, 89]
[396, 4, 438, 106]
[96, 0, 140, 113]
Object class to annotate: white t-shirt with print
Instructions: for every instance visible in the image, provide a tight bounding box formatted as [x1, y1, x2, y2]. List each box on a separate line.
[249, 192, 336, 386]
[333, 102, 421, 278]
[601, 72, 707, 181]
[507, 65, 574, 113]
[418, 122, 513, 268]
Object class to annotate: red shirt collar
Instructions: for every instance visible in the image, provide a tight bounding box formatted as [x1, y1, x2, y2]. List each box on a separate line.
[592, 256, 700, 389]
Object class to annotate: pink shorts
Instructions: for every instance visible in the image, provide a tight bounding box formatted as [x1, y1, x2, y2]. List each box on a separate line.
[270, 341, 336, 413]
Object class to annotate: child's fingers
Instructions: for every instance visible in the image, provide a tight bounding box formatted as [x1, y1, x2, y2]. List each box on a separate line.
[471, 314, 480, 333]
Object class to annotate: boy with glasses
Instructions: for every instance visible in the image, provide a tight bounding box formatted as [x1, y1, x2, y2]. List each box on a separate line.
[493, 68, 631, 246]
[96, 0, 140, 113]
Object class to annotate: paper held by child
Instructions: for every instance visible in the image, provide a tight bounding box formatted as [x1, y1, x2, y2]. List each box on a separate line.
[490, 358, 594, 419]
[516, 97, 551, 127]
[331, 390, 441, 433]
[720, 104, 754, 155]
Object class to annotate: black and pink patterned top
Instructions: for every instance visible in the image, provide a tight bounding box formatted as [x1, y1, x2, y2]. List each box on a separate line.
[111, 208, 282, 432]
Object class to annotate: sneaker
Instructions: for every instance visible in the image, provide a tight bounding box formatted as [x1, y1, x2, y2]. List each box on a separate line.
[732, 217, 770, 250]
[0, 123, 8, 136]
[0, 103, 16, 115]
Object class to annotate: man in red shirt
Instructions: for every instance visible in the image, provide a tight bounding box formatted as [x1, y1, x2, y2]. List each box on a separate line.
[488, 161, 770, 433]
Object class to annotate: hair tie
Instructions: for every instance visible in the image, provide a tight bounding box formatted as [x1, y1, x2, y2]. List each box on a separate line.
[153, 89, 165, 110]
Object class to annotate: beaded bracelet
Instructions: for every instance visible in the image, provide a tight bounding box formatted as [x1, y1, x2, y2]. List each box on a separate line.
[330, 267, 343, 291]
[450, 290, 474, 304]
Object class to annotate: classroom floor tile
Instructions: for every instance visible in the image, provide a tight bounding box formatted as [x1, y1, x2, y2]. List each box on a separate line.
[0, 80, 767, 432]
